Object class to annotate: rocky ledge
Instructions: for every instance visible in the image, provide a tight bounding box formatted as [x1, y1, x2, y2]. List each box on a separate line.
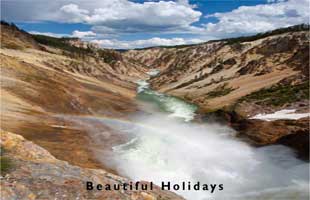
[201, 110, 309, 160]
[0, 130, 184, 200]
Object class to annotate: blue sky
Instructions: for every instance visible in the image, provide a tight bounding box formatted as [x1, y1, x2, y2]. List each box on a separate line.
[2, 0, 309, 49]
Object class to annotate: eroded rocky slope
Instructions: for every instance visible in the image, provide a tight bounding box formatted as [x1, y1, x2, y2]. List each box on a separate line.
[125, 26, 309, 114]
[125, 25, 309, 156]
[1, 22, 309, 199]
[0, 22, 149, 170]
[0, 22, 186, 200]
[0, 130, 183, 200]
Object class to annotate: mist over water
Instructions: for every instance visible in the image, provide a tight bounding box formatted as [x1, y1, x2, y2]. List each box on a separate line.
[99, 80, 309, 200]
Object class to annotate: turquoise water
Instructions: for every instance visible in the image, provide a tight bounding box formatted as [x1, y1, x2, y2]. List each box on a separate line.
[136, 80, 197, 122]
[105, 78, 310, 200]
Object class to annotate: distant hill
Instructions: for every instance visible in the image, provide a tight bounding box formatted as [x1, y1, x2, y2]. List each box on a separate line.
[125, 24, 309, 113]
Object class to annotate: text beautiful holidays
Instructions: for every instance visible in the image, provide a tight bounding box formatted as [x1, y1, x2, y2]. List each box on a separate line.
[86, 181, 224, 193]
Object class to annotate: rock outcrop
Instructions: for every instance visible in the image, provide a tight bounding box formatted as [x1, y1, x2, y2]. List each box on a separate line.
[125, 25, 309, 158]
[0, 22, 185, 199]
[1, 22, 309, 199]
[0, 22, 149, 170]
[125, 25, 309, 113]
[0, 131, 184, 200]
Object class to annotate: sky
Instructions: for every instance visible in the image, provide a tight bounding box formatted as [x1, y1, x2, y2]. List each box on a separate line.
[1, 0, 309, 49]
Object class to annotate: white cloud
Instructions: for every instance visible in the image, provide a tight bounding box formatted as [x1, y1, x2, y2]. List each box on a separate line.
[267, 0, 286, 3]
[3, 0, 309, 49]
[72, 30, 96, 38]
[60, 1, 201, 34]
[29, 30, 97, 39]
[29, 31, 70, 38]
[60, 4, 89, 23]
[30, 30, 205, 49]
[203, 0, 309, 38]
[2, 0, 201, 34]
[91, 37, 204, 49]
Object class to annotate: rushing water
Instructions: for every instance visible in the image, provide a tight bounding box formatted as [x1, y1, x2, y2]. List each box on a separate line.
[100, 76, 309, 200]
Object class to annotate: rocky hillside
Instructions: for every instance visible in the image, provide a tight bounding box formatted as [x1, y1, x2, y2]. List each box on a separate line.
[125, 25, 309, 115]
[0, 22, 185, 200]
[1, 21, 309, 199]
[0, 130, 183, 200]
[125, 25, 309, 157]
[0, 21, 149, 170]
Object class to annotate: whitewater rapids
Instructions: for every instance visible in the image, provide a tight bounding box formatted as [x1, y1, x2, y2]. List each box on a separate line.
[97, 79, 309, 200]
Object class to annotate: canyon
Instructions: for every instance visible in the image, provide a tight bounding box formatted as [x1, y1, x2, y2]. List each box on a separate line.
[0, 22, 309, 199]
[125, 25, 309, 158]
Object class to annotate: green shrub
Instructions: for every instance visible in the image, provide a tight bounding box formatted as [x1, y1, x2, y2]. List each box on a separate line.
[97, 49, 120, 64]
[0, 147, 13, 174]
[0, 157, 12, 174]
[0, 147, 4, 156]
[240, 81, 309, 106]
[32, 34, 93, 55]
[206, 83, 235, 98]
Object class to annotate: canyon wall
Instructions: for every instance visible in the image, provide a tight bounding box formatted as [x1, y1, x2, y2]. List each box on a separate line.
[125, 25, 309, 155]
[1, 22, 309, 199]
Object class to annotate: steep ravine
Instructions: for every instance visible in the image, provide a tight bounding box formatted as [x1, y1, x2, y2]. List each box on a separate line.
[1, 23, 309, 200]
[1, 130, 184, 200]
[124, 25, 309, 159]
[124, 26, 309, 114]
[1, 22, 184, 200]
[0, 22, 149, 171]
[96, 76, 309, 200]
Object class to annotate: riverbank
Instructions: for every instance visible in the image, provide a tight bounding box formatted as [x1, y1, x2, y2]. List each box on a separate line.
[98, 79, 309, 200]
[1, 130, 184, 200]
[0, 22, 148, 172]
[1, 22, 309, 200]
[124, 26, 309, 164]
[198, 109, 309, 160]
[1, 23, 187, 199]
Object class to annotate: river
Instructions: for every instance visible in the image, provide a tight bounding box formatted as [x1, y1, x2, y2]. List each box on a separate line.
[98, 75, 309, 200]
